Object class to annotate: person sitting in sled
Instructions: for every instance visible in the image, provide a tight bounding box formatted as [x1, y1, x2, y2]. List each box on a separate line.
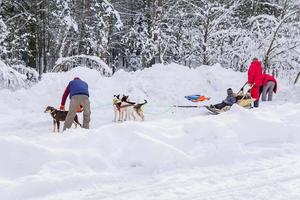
[210, 88, 236, 110]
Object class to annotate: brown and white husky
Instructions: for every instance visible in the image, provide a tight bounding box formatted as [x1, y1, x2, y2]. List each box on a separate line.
[121, 95, 147, 121]
[113, 95, 147, 122]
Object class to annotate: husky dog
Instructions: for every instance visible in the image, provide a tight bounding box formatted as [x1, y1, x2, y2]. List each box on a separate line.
[113, 95, 122, 122]
[121, 95, 147, 121]
[112, 94, 134, 122]
[44, 106, 81, 132]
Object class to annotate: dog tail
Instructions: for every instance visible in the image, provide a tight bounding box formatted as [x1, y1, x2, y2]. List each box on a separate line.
[142, 99, 147, 105]
[135, 100, 147, 109]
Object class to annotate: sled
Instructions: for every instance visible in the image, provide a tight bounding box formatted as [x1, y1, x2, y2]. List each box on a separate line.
[184, 95, 210, 102]
[204, 106, 221, 114]
[235, 91, 255, 108]
[237, 99, 254, 108]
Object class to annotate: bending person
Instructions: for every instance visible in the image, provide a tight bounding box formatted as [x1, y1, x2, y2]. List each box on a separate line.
[60, 77, 91, 131]
[261, 73, 277, 101]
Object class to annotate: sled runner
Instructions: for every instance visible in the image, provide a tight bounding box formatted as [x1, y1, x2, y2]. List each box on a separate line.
[204, 106, 221, 114]
[204, 105, 231, 115]
[184, 95, 210, 102]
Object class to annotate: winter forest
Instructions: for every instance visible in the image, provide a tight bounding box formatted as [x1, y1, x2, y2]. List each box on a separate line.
[0, 0, 299, 80]
[2, 1, 300, 199]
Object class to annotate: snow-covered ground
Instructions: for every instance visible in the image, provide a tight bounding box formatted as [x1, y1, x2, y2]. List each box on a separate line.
[0, 63, 300, 200]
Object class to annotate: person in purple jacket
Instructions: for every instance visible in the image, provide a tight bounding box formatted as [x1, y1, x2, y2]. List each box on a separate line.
[210, 88, 237, 110]
[60, 77, 90, 131]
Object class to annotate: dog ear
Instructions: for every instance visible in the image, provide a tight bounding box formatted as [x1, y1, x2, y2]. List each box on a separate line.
[121, 95, 126, 101]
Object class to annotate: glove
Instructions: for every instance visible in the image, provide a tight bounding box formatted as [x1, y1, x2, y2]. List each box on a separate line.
[60, 105, 65, 111]
[77, 105, 83, 113]
[248, 83, 253, 87]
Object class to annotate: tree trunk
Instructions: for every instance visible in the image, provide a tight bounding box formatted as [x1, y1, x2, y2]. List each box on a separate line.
[156, 0, 163, 64]
[294, 72, 300, 85]
[202, 17, 209, 65]
[263, 0, 289, 71]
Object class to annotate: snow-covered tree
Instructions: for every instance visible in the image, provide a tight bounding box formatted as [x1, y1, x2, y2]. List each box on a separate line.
[161, 0, 243, 67]
[1, 0, 299, 77]
[237, 0, 300, 74]
[0, 16, 8, 57]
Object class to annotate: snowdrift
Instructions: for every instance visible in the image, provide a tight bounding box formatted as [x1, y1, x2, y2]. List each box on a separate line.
[0, 60, 26, 90]
[0, 63, 300, 199]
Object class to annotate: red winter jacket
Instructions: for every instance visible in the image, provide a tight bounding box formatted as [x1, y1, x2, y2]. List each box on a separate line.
[262, 73, 277, 93]
[248, 60, 263, 87]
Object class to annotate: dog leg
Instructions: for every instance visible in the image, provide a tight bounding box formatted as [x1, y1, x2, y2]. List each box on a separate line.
[57, 121, 60, 132]
[140, 111, 145, 121]
[114, 110, 117, 122]
[124, 110, 127, 121]
[124, 110, 128, 121]
[136, 110, 144, 121]
[113, 110, 116, 122]
[74, 115, 82, 127]
[53, 120, 56, 132]
[119, 111, 123, 122]
[120, 111, 123, 122]
[132, 112, 136, 121]
[127, 111, 131, 121]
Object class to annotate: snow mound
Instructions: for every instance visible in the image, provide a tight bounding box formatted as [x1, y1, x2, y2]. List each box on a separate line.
[1, 63, 300, 199]
[0, 60, 26, 90]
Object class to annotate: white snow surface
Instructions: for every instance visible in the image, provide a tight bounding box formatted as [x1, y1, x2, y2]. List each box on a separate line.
[0, 63, 300, 200]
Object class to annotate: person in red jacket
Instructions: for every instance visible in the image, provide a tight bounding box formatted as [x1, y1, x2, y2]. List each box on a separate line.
[247, 58, 263, 107]
[261, 73, 277, 101]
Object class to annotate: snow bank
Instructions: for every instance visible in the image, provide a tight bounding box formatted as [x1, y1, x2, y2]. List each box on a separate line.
[0, 60, 26, 90]
[0, 63, 300, 199]
[53, 55, 112, 76]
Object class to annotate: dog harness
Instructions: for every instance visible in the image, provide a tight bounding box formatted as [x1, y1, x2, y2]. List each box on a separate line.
[113, 99, 122, 111]
[50, 109, 57, 118]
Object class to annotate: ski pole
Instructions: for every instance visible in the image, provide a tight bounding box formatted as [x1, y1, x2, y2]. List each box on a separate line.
[173, 105, 206, 108]
[240, 84, 254, 101]
[239, 82, 248, 92]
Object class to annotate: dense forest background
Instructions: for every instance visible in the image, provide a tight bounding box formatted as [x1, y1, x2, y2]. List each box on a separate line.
[0, 0, 299, 77]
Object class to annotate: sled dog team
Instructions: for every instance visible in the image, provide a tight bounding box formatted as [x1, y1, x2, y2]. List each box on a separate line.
[44, 77, 148, 132]
[45, 58, 277, 132]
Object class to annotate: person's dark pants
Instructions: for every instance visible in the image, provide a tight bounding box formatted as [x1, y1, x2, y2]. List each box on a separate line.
[253, 100, 259, 108]
[214, 102, 228, 110]
[251, 86, 260, 108]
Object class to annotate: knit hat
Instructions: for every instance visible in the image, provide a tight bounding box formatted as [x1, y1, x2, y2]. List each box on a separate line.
[227, 88, 233, 95]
